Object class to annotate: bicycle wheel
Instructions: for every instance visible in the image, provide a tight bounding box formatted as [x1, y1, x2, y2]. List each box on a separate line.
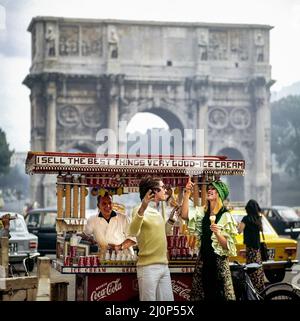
[25, 258, 35, 272]
[264, 289, 300, 301]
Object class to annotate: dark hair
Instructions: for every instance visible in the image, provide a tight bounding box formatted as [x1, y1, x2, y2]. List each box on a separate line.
[139, 176, 161, 200]
[245, 199, 263, 231]
[97, 192, 112, 205]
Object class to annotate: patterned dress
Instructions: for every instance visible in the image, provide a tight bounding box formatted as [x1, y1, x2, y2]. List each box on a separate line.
[188, 206, 238, 301]
[242, 215, 266, 293]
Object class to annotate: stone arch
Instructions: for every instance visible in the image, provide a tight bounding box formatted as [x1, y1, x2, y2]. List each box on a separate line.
[122, 106, 187, 156]
[121, 100, 186, 131]
[59, 141, 97, 153]
[142, 107, 185, 132]
[217, 147, 245, 202]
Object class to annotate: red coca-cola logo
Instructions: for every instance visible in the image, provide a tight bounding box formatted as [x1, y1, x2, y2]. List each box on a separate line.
[171, 280, 191, 300]
[90, 279, 122, 301]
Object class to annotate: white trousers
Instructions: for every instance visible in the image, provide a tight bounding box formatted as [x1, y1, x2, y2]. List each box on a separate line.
[136, 264, 174, 301]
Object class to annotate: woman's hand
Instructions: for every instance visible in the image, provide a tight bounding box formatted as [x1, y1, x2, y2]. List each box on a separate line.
[180, 177, 194, 220]
[210, 224, 228, 250]
[185, 177, 194, 194]
[169, 205, 181, 222]
[210, 223, 221, 236]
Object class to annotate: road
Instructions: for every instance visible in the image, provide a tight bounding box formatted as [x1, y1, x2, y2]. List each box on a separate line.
[13, 238, 300, 301]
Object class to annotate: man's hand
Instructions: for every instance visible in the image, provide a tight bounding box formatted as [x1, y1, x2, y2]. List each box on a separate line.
[138, 189, 155, 216]
[1, 214, 11, 229]
[108, 243, 120, 252]
[80, 233, 97, 245]
[109, 239, 136, 252]
[142, 189, 155, 206]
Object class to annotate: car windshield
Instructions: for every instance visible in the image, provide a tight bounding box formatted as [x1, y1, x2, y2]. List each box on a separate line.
[9, 217, 27, 232]
[27, 213, 41, 228]
[277, 208, 299, 220]
[42, 212, 56, 228]
[232, 214, 275, 234]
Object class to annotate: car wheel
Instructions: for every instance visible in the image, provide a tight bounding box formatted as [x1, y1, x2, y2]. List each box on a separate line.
[264, 269, 285, 283]
[25, 258, 35, 272]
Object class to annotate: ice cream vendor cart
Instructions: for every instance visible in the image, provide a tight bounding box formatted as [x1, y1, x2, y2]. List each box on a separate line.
[25, 151, 245, 301]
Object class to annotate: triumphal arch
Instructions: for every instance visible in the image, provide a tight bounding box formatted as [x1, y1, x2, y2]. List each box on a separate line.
[23, 17, 273, 206]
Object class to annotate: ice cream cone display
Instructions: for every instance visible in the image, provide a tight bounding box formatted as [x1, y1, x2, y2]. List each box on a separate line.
[209, 215, 216, 225]
[55, 174, 88, 233]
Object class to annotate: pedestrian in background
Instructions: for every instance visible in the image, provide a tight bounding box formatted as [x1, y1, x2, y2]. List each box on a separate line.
[238, 199, 265, 293]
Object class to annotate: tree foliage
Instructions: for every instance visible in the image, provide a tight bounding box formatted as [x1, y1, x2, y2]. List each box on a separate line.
[271, 95, 300, 177]
[0, 128, 14, 175]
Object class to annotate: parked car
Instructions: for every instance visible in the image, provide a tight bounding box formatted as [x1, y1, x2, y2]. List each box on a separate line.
[25, 208, 98, 255]
[229, 208, 298, 283]
[261, 206, 300, 239]
[293, 207, 300, 217]
[0, 211, 39, 272]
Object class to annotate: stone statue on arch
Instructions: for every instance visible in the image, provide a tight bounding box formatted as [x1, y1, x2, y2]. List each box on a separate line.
[108, 26, 119, 59]
[45, 25, 56, 57]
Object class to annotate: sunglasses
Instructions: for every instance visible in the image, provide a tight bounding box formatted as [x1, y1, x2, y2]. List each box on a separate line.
[153, 185, 167, 192]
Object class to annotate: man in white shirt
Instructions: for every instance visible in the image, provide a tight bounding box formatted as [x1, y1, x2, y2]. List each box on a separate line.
[83, 193, 136, 253]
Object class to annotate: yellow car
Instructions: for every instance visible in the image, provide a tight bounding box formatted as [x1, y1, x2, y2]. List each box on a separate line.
[229, 208, 298, 283]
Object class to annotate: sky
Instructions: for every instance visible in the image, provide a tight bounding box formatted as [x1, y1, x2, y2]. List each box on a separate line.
[0, 0, 300, 151]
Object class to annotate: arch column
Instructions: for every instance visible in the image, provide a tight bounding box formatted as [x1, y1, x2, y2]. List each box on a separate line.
[252, 78, 272, 206]
[41, 81, 57, 207]
[185, 77, 209, 155]
[45, 81, 57, 151]
[104, 74, 124, 154]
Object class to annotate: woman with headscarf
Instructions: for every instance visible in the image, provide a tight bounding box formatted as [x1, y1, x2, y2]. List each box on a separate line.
[237, 199, 265, 293]
[180, 178, 238, 300]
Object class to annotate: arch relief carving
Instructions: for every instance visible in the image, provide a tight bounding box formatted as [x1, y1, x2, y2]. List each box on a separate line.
[82, 106, 102, 128]
[58, 105, 103, 129]
[208, 107, 228, 129]
[229, 107, 251, 129]
[58, 105, 80, 127]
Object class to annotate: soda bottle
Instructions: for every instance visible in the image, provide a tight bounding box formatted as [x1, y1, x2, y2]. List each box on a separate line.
[104, 250, 111, 265]
[70, 233, 78, 258]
